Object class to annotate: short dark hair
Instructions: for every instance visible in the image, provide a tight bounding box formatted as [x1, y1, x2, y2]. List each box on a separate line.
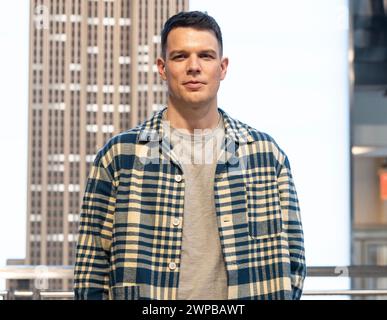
[161, 11, 223, 58]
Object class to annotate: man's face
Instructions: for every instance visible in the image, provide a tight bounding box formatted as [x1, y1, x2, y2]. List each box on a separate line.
[157, 27, 228, 109]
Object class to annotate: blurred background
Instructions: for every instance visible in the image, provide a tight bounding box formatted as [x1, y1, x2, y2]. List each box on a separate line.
[0, 0, 387, 300]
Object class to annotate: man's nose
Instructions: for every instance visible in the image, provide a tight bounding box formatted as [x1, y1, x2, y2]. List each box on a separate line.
[186, 56, 201, 74]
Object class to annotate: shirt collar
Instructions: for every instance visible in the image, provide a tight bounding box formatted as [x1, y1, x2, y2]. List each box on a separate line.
[137, 106, 254, 145]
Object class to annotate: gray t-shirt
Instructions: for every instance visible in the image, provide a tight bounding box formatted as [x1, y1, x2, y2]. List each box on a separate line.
[162, 110, 228, 300]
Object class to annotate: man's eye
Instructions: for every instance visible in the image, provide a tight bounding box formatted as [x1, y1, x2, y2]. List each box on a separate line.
[173, 55, 185, 60]
[201, 54, 214, 59]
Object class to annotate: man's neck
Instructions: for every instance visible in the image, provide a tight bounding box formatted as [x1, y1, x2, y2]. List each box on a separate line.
[164, 102, 220, 134]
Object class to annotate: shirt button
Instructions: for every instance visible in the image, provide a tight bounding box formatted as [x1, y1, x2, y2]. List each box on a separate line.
[175, 174, 182, 182]
[222, 214, 232, 224]
[172, 217, 180, 227]
[169, 262, 177, 270]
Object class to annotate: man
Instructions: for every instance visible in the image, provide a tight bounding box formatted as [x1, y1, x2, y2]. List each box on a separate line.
[74, 11, 306, 300]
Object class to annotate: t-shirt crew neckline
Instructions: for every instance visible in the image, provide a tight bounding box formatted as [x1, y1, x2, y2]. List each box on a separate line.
[162, 109, 223, 140]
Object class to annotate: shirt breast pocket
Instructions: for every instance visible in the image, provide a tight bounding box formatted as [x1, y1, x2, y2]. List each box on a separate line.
[245, 181, 283, 240]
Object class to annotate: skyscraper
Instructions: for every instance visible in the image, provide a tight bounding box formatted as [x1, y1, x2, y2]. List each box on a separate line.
[8, 0, 188, 294]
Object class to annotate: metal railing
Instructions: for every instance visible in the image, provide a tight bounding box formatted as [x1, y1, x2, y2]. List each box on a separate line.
[1, 289, 387, 300]
[303, 290, 387, 296]
[0, 265, 73, 280]
[1, 265, 387, 299]
[306, 266, 387, 277]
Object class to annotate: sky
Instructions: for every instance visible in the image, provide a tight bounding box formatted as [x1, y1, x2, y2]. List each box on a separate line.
[0, 0, 29, 289]
[0, 0, 350, 295]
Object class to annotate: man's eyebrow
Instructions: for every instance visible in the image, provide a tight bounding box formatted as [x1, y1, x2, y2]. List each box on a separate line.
[200, 49, 217, 55]
[168, 49, 218, 56]
[169, 50, 187, 56]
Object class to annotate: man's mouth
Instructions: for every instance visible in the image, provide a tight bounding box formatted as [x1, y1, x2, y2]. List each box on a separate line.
[183, 81, 205, 90]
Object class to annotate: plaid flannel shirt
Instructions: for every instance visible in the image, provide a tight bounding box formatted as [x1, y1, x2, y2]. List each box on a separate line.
[74, 107, 306, 300]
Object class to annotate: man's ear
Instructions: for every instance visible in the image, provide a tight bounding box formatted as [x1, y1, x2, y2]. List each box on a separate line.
[156, 57, 167, 81]
[220, 57, 229, 81]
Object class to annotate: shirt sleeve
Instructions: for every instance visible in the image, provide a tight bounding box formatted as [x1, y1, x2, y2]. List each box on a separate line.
[277, 156, 306, 300]
[73, 152, 116, 300]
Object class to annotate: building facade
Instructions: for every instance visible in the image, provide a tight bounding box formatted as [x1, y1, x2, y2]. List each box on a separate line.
[7, 0, 188, 294]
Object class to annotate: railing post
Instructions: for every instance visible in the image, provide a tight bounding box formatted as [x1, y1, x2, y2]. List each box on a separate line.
[0, 291, 9, 300]
[35, 289, 41, 300]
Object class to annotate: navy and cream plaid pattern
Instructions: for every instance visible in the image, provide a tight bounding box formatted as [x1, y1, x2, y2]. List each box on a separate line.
[74, 107, 306, 300]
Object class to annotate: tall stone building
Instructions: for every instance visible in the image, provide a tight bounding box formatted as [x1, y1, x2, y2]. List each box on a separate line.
[7, 0, 188, 294]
